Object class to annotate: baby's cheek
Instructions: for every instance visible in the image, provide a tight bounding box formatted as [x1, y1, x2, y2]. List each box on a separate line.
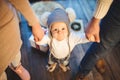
[64, 31, 69, 36]
[52, 33, 58, 38]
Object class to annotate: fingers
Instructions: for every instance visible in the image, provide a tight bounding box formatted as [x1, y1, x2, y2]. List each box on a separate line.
[34, 36, 38, 42]
[95, 34, 100, 43]
[34, 36, 42, 42]
[86, 34, 100, 43]
[86, 34, 94, 41]
[33, 30, 44, 42]
[89, 35, 95, 42]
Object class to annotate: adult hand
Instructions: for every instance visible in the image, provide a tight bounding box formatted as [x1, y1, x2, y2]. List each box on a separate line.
[32, 23, 44, 42]
[85, 17, 100, 43]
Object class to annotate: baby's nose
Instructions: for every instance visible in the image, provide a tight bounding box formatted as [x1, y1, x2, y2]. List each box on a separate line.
[58, 30, 62, 33]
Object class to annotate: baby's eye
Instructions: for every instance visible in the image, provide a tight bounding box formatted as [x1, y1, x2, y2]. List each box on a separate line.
[62, 28, 65, 30]
[54, 29, 58, 31]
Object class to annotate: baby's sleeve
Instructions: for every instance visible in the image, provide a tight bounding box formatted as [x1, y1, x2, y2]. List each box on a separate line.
[36, 35, 49, 45]
[71, 32, 90, 45]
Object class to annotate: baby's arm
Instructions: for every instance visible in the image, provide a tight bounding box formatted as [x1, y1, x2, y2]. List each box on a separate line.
[71, 32, 94, 44]
[36, 35, 49, 45]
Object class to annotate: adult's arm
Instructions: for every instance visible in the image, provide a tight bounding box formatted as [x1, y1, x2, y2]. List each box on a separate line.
[85, 0, 113, 43]
[9, 0, 44, 41]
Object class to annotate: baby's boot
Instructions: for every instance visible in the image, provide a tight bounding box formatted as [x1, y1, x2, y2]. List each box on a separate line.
[46, 63, 57, 72]
[59, 64, 70, 72]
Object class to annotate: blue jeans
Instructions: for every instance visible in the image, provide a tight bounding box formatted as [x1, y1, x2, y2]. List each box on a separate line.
[79, 1, 120, 76]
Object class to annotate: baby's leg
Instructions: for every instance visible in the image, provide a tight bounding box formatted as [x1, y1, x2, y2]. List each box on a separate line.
[59, 57, 70, 72]
[46, 54, 57, 72]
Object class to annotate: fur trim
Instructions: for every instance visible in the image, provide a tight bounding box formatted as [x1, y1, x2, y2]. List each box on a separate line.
[40, 12, 51, 27]
[65, 8, 76, 22]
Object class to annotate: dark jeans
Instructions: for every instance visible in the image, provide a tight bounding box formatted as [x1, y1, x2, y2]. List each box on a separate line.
[79, 1, 120, 76]
[48, 53, 70, 66]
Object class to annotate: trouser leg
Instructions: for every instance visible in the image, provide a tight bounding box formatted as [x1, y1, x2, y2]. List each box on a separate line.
[60, 54, 70, 66]
[48, 53, 56, 65]
[79, 9, 120, 76]
[0, 52, 21, 80]
[11, 51, 21, 67]
[0, 72, 7, 80]
[47, 53, 57, 72]
[9, 51, 30, 80]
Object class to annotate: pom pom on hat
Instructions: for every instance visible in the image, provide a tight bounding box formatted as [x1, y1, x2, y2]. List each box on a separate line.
[66, 8, 76, 22]
[40, 12, 51, 27]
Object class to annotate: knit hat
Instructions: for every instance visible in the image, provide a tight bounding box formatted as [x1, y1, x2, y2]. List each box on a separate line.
[47, 8, 70, 28]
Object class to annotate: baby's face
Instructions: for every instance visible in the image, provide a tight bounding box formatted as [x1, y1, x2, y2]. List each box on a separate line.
[51, 22, 68, 41]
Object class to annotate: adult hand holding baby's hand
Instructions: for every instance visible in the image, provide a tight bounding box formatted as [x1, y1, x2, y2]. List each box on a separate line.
[32, 23, 44, 42]
[85, 17, 100, 43]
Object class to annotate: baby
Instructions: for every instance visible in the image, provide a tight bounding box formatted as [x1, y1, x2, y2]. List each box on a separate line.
[36, 8, 93, 72]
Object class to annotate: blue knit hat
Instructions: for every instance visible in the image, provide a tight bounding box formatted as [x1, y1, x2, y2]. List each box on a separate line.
[47, 8, 70, 28]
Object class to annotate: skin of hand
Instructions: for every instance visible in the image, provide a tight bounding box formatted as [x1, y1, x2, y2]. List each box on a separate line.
[85, 17, 100, 43]
[32, 23, 44, 42]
